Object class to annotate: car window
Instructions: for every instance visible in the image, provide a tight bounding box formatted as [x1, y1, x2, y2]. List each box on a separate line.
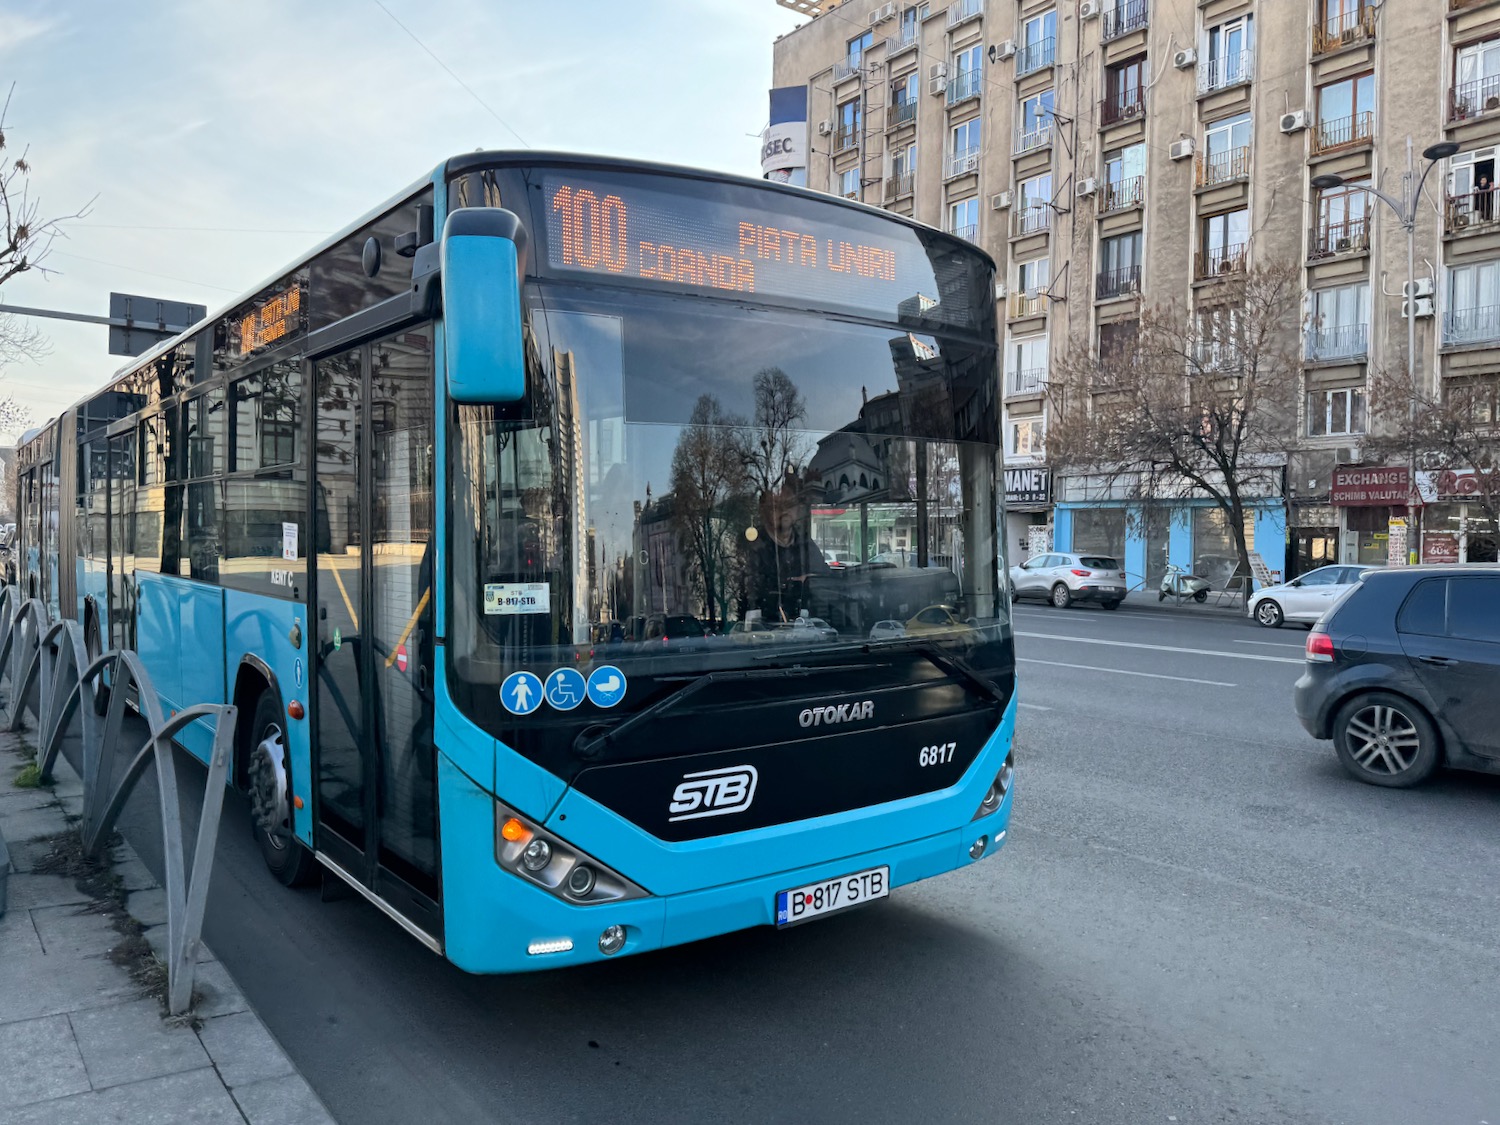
[1301, 568, 1340, 586]
[1396, 580, 1447, 638]
[916, 608, 945, 625]
[1447, 577, 1500, 643]
[1079, 556, 1120, 570]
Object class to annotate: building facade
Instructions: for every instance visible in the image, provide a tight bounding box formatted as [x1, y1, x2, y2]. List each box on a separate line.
[769, 0, 1500, 591]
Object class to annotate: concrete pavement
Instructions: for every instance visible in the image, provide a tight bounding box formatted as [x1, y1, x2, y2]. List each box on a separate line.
[0, 730, 334, 1124]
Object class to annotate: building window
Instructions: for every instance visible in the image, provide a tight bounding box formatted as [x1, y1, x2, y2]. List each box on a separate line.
[1314, 73, 1375, 153]
[1016, 172, 1053, 234]
[1098, 320, 1138, 362]
[1012, 256, 1050, 315]
[949, 196, 979, 241]
[948, 44, 982, 104]
[1102, 57, 1146, 125]
[890, 73, 919, 126]
[1445, 260, 1500, 346]
[1201, 15, 1254, 94]
[947, 118, 981, 177]
[1007, 336, 1049, 397]
[1016, 89, 1055, 153]
[836, 99, 861, 152]
[1306, 386, 1368, 437]
[1008, 416, 1047, 457]
[1195, 304, 1243, 371]
[848, 30, 873, 68]
[1452, 37, 1500, 121]
[897, 5, 923, 47]
[1311, 181, 1370, 258]
[1097, 232, 1142, 300]
[1199, 113, 1251, 187]
[889, 142, 917, 197]
[1103, 0, 1149, 42]
[1198, 209, 1249, 278]
[1306, 283, 1370, 362]
[1017, 10, 1057, 76]
[1102, 144, 1145, 211]
[1315, 0, 1375, 55]
[1446, 148, 1498, 234]
[838, 168, 861, 199]
[1443, 374, 1500, 425]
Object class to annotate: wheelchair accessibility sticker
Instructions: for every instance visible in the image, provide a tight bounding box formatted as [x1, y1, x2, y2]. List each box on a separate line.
[544, 667, 586, 712]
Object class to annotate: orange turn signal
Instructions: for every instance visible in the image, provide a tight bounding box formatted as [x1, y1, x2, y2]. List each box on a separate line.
[287, 700, 305, 720]
[292, 795, 305, 810]
[500, 817, 530, 843]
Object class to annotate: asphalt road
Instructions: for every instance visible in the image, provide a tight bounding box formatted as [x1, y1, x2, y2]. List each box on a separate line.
[108, 600, 1500, 1124]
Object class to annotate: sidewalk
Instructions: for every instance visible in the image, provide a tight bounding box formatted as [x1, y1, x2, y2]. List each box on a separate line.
[0, 730, 335, 1124]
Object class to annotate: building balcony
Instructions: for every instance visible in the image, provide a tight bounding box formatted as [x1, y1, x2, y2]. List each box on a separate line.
[888, 98, 917, 128]
[1005, 367, 1047, 396]
[945, 146, 980, 179]
[1449, 74, 1500, 123]
[946, 70, 981, 105]
[1100, 87, 1146, 127]
[1101, 175, 1145, 213]
[1013, 204, 1052, 236]
[1008, 290, 1047, 318]
[1443, 305, 1500, 347]
[1015, 121, 1053, 155]
[884, 171, 914, 202]
[835, 127, 859, 153]
[947, 0, 983, 29]
[1101, 0, 1148, 42]
[834, 56, 860, 82]
[1195, 146, 1250, 188]
[1016, 37, 1055, 77]
[1312, 7, 1376, 54]
[1446, 187, 1500, 234]
[949, 223, 979, 243]
[1312, 111, 1374, 155]
[1305, 323, 1369, 363]
[1095, 265, 1142, 300]
[885, 27, 919, 56]
[1451, 0, 1497, 10]
[1308, 217, 1370, 260]
[1196, 242, 1248, 280]
[1197, 49, 1254, 96]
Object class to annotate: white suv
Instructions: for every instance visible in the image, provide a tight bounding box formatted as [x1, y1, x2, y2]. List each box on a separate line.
[1010, 552, 1129, 610]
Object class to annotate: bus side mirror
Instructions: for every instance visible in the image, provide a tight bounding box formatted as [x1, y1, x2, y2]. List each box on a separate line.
[440, 208, 529, 404]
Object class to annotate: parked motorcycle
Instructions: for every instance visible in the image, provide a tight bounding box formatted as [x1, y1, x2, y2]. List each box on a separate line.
[1160, 564, 1212, 604]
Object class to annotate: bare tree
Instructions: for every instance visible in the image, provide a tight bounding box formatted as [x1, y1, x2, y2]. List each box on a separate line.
[744, 367, 808, 497]
[1044, 262, 1304, 586]
[669, 394, 749, 628]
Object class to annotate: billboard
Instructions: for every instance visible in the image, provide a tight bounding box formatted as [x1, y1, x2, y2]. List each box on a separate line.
[762, 86, 809, 187]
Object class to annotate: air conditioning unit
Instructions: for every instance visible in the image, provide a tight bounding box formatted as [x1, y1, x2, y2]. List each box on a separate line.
[1334, 445, 1363, 465]
[869, 2, 896, 22]
[995, 39, 1017, 61]
[1076, 177, 1098, 198]
[991, 191, 1012, 210]
[995, 282, 1008, 299]
[818, 120, 834, 136]
[1402, 297, 1435, 319]
[1173, 48, 1197, 69]
[1453, 212, 1473, 230]
[1080, 0, 1101, 18]
[1024, 286, 1042, 301]
[1279, 110, 1308, 134]
[928, 63, 947, 95]
[1169, 138, 1194, 161]
[1403, 278, 1435, 299]
[1334, 236, 1353, 252]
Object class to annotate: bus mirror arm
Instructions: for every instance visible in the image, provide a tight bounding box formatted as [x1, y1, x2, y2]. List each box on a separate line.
[410, 242, 443, 319]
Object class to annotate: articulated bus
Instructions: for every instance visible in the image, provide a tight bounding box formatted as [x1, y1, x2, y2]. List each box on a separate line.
[15, 153, 1017, 970]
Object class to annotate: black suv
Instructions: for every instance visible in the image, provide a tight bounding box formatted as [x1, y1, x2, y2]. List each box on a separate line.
[1294, 566, 1500, 787]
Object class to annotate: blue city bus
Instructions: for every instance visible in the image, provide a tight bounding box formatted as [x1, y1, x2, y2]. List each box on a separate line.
[14, 153, 1017, 970]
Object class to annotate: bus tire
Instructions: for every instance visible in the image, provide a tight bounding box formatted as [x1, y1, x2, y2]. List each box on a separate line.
[246, 691, 318, 887]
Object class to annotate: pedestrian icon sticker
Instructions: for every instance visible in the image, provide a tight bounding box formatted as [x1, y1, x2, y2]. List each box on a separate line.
[587, 665, 627, 708]
[293, 659, 304, 689]
[501, 671, 544, 716]
[544, 667, 587, 711]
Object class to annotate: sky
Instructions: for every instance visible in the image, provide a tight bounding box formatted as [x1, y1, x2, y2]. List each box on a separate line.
[0, 0, 805, 440]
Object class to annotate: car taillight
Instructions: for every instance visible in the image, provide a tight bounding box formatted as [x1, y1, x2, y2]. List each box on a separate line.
[1071, 569, 1090, 577]
[1306, 631, 1335, 663]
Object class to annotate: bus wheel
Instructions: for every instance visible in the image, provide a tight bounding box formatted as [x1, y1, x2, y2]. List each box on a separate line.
[246, 692, 318, 887]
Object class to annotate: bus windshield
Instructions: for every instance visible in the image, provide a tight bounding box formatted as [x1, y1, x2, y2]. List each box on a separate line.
[447, 284, 1008, 769]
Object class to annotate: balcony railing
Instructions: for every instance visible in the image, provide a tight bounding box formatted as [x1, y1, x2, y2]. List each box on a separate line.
[1308, 216, 1370, 260]
[885, 27, 919, 55]
[1196, 242, 1248, 279]
[946, 70, 982, 105]
[1305, 323, 1369, 362]
[884, 171, 915, 201]
[1102, 0, 1149, 42]
[834, 56, 861, 82]
[1013, 204, 1052, 236]
[1101, 175, 1145, 213]
[1008, 290, 1048, 317]
[1197, 49, 1254, 95]
[947, 0, 983, 28]
[888, 98, 917, 128]
[1446, 187, 1500, 234]
[1100, 86, 1146, 126]
[1312, 6, 1376, 55]
[1195, 146, 1251, 187]
[1015, 121, 1054, 154]
[1095, 265, 1142, 300]
[1312, 111, 1374, 155]
[945, 146, 980, 179]
[1443, 304, 1500, 347]
[950, 224, 979, 243]
[1005, 367, 1047, 396]
[835, 127, 859, 152]
[1450, 73, 1500, 122]
[1016, 37, 1056, 77]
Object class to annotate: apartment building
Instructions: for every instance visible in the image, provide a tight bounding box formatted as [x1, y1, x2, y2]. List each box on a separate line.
[768, 0, 1500, 586]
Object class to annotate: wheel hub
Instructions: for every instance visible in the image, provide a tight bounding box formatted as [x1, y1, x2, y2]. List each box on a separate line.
[248, 726, 291, 846]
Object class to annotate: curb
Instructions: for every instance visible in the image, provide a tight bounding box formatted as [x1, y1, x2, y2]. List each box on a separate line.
[0, 819, 8, 918]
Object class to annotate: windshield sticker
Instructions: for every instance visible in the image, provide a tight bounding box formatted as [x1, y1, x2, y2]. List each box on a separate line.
[282, 521, 298, 561]
[485, 582, 550, 615]
[586, 665, 627, 708]
[500, 671, 544, 716]
[544, 667, 587, 711]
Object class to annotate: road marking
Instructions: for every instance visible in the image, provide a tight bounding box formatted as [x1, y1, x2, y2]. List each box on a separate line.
[1018, 656, 1237, 688]
[1014, 630, 1305, 665]
[1018, 702, 1053, 711]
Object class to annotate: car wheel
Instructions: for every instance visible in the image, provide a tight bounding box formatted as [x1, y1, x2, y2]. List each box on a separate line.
[1332, 692, 1440, 788]
[1255, 600, 1284, 628]
[247, 691, 319, 887]
[1051, 583, 1072, 609]
[1193, 589, 1209, 604]
[1100, 600, 1120, 611]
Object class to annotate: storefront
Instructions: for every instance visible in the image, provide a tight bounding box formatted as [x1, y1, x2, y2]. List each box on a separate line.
[1004, 465, 1052, 563]
[1330, 466, 1411, 566]
[1417, 469, 1498, 563]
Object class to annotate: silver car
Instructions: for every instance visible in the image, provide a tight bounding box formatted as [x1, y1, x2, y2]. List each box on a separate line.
[1009, 552, 1129, 610]
[868, 620, 906, 641]
[1247, 564, 1374, 628]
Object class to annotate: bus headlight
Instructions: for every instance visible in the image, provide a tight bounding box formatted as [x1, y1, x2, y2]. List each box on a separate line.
[972, 753, 1014, 820]
[494, 800, 648, 905]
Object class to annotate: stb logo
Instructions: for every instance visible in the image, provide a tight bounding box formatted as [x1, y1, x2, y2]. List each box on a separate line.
[668, 765, 759, 823]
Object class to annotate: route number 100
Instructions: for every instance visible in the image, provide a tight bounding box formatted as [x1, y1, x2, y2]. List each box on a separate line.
[551, 185, 629, 273]
[918, 743, 957, 767]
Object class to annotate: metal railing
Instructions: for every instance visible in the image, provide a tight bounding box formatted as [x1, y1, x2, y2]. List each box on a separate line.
[0, 586, 234, 1017]
[1195, 146, 1250, 187]
[1008, 290, 1047, 317]
[1445, 187, 1500, 233]
[1443, 304, 1500, 346]
[1015, 121, 1054, 154]
[1305, 322, 1369, 362]
[1101, 175, 1145, 212]
[1013, 204, 1052, 236]
[947, 0, 983, 28]
[945, 146, 980, 179]
[1312, 6, 1376, 54]
[1103, 0, 1149, 41]
[946, 70, 982, 105]
[884, 171, 915, 201]
[1100, 86, 1146, 126]
[1016, 37, 1056, 77]
[1197, 49, 1254, 95]
[888, 98, 917, 127]
[885, 27, 919, 55]
[835, 127, 859, 152]
[1096, 265, 1142, 300]
[1308, 216, 1370, 259]
[1312, 111, 1374, 155]
[1196, 242, 1248, 279]
[834, 56, 860, 82]
[1006, 367, 1047, 396]
[1450, 73, 1500, 122]
[950, 223, 979, 243]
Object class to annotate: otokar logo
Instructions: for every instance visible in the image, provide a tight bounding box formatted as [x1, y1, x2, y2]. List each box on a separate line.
[798, 700, 875, 728]
[668, 765, 759, 822]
